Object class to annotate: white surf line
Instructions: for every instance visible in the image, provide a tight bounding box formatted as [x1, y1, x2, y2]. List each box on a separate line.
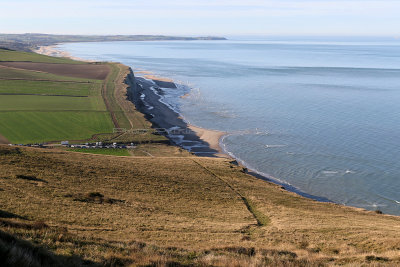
[265, 145, 287, 148]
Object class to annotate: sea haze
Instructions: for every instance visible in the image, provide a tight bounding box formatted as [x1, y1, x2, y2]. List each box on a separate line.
[59, 37, 400, 215]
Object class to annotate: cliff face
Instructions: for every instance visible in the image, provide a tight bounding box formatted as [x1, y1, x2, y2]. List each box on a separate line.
[124, 68, 144, 110]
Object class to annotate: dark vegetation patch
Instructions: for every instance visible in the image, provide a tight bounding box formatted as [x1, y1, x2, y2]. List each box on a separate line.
[15, 174, 47, 183]
[217, 246, 256, 256]
[0, 147, 21, 155]
[365, 255, 389, 262]
[66, 192, 125, 204]
[0, 210, 26, 220]
[229, 160, 239, 166]
[259, 249, 298, 260]
[0, 219, 48, 230]
[0, 230, 95, 267]
[210, 247, 298, 259]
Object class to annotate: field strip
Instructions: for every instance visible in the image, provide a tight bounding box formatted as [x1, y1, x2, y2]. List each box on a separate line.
[101, 71, 120, 128]
[0, 93, 89, 97]
[0, 78, 93, 83]
[0, 110, 107, 112]
[102, 65, 120, 128]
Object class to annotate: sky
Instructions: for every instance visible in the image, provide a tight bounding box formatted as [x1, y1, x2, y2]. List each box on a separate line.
[1, 0, 400, 36]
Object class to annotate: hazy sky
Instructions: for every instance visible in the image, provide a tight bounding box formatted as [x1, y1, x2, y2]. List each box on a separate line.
[1, 0, 400, 36]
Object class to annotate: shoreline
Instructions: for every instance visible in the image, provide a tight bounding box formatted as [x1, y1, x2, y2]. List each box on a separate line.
[36, 44, 396, 215]
[131, 75, 227, 157]
[126, 72, 228, 156]
[34, 45, 338, 203]
[35, 45, 95, 62]
[188, 124, 227, 155]
[131, 74, 337, 202]
[35, 44, 228, 157]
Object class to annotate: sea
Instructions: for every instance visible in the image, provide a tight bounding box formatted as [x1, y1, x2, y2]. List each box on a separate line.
[58, 36, 400, 215]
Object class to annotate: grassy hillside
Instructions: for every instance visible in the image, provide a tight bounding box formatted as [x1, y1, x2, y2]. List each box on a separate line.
[0, 145, 399, 266]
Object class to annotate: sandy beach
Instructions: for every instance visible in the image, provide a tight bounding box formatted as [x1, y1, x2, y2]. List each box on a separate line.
[35, 45, 94, 62]
[188, 125, 226, 155]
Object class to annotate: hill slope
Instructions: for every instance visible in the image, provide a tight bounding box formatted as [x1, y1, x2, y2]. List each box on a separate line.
[0, 145, 399, 266]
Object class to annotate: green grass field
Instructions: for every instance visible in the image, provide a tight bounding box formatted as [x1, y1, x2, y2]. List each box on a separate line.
[0, 95, 107, 111]
[0, 49, 167, 144]
[0, 49, 118, 144]
[0, 80, 101, 96]
[68, 148, 131, 156]
[0, 67, 99, 82]
[0, 111, 114, 143]
[0, 48, 84, 64]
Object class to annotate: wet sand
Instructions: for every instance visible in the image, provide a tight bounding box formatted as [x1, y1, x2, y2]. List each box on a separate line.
[188, 125, 226, 154]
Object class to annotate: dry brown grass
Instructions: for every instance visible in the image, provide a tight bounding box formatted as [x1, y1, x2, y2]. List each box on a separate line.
[0, 145, 399, 266]
[128, 143, 192, 157]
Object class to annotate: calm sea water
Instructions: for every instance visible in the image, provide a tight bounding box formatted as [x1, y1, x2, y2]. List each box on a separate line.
[59, 37, 400, 215]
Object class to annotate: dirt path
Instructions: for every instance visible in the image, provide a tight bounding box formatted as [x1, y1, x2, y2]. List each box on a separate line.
[0, 133, 10, 144]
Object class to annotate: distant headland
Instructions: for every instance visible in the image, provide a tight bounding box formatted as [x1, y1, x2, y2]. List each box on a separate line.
[0, 33, 227, 52]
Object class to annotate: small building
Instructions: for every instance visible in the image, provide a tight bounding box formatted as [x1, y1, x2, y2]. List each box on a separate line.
[61, 141, 69, 146]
